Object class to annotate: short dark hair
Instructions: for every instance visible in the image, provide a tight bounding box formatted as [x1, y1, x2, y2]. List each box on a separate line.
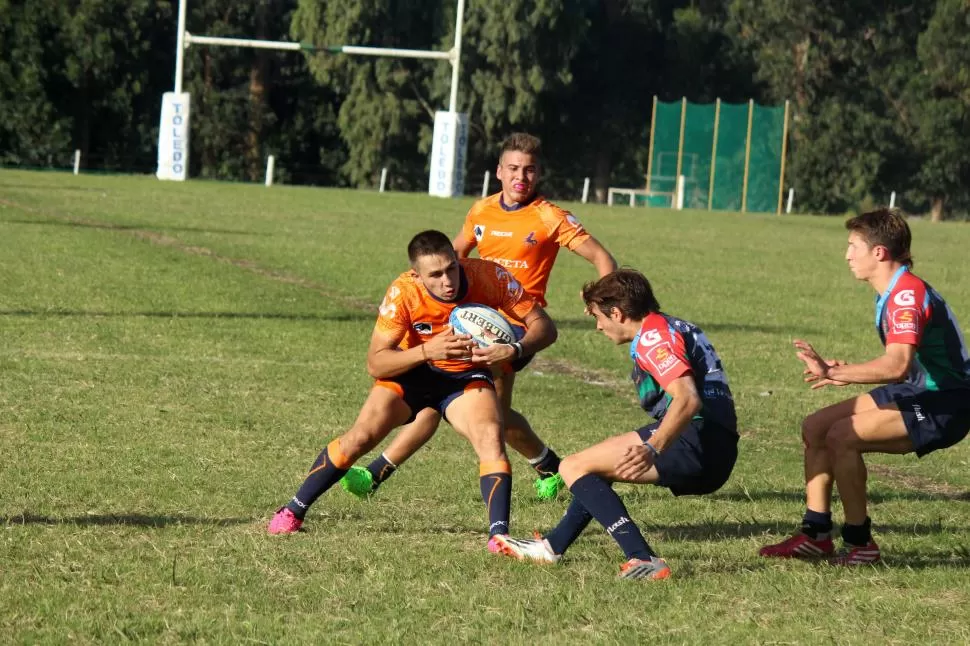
[582, 269, 660, 319]
[407, 230, 455, 265]
[845, 208, 913, 266]
[500, 132, 542, 163]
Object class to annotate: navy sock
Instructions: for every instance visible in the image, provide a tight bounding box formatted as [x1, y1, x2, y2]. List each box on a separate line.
[480, 465, 512, 537]
[840, 517, 872, 546]
[544, 497, 593, 555]
[366, 453, 397, 489]
[568, 473, 655, 560]
[286, 440, 350, 519]
[800, 508, 833, 539]
[529, 446, 561, 478]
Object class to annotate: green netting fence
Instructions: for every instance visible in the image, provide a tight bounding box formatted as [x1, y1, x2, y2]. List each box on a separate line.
[646, 98, 789, 213]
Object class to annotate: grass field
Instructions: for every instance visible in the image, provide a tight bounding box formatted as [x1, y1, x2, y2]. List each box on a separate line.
[2, 169, 970, 644]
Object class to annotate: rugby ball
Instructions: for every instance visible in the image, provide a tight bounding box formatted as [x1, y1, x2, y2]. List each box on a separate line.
[449, 303, 516, 348]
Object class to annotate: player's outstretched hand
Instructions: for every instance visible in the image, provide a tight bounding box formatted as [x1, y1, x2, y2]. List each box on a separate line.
[471, 343, 516, 367]
[423, 326, 477, 361]
[795, 340, 849, 389]
[615, 444, 655, 481]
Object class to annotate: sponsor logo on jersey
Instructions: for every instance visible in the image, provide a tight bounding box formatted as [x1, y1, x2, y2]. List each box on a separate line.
[565, 213, 581, 228]
[524, 231, 537, 246]
[491, 230, 513, 237]
[484, 256, 530, 269]
[894, 289, 916, 306]
[639, 329, 663, 347]
[646, 342, 681, 376]
[891, 307, 918, 334]
[473, 225, 486, 241]
[413, 322, 433, 335]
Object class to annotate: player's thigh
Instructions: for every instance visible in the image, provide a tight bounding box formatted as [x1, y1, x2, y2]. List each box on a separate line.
[493, 370, 516, 412]
[827, 405, 913, 455]
[802, 393, 880, 446]
[395, 407, 443, 442]
[444, 386, 505, 457]
[559, 432, 647, 484]
[342, 386, 413, 455]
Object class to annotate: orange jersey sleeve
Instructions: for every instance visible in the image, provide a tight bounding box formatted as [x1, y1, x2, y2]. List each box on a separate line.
[374, 273, 415, 345]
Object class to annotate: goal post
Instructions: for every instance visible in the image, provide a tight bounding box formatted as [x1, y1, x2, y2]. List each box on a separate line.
[157, 0, 469, 197]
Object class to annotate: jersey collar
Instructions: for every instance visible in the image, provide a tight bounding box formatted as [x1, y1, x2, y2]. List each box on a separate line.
[499, 194, 538, 211]
[874, 265, 910, 330]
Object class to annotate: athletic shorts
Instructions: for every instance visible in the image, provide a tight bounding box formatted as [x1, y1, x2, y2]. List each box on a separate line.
[375, 364, 494, 424]
[870, 383, 970, 457]
[636, 418, 738, 496]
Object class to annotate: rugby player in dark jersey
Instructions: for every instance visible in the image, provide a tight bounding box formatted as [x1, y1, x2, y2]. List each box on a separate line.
[760, 209, 970, 565]
[493, 269, 738, 580]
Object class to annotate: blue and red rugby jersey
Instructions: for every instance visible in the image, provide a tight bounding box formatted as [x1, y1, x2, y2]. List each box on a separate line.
[876, 266, 970, 391]
[629, 312, 736, 432]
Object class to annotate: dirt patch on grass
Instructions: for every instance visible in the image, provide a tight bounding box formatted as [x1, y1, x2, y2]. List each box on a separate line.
[868, 464, 970, 500]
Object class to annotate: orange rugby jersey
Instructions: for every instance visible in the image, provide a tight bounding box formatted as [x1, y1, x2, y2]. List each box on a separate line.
[375, 258, 537, 373]
[459, 194, 591, 306]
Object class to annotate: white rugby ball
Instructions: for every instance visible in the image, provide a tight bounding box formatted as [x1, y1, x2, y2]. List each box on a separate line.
[449, 303, 516, 348]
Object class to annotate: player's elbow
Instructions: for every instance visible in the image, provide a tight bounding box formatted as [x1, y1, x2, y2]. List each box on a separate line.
[366, 356, 389, 380]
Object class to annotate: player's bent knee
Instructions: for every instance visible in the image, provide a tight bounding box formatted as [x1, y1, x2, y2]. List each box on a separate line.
[341, 424, 389, 459]
[558, 454, 587, 483]
[801, 414, 830, 448]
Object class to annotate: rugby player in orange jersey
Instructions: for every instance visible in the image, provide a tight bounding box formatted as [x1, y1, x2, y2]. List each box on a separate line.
[268, 230, 557, 550]
[342, 133, 617, 503]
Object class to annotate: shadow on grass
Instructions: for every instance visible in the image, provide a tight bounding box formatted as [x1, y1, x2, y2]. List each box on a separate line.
[550, 317, 815, 336]
[0, 309, 372, 322]
[710, 488, 970, 503]
[3, 513, 252, 527]
[2, 217, 265, 237]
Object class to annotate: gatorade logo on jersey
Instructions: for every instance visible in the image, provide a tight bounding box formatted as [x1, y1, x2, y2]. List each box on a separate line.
[894, 289, 916, 306]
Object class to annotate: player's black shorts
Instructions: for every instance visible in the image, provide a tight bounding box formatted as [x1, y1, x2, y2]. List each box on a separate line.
[636, 418, 738, 496]
[870, 383, 970, 457]
[375, 363, 495, 424]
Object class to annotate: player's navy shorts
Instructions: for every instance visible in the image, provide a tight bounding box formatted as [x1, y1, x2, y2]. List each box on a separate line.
[636, 418, 738, 496]
[375, 363, 495, 423]
[870, 383, 970, 457]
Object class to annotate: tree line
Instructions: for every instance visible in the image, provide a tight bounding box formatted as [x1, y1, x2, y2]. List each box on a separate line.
[1, 0, 967, 217]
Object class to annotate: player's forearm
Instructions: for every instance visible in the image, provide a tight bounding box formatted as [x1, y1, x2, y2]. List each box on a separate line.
[827, 354, 910, 384]
[518, 319, 557, 357]
[367, 347, 426, 379]
[592, 249, 618, 278]
[647, 395, 701, 453]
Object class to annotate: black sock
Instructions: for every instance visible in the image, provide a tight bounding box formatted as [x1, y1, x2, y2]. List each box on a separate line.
[286, 440, 350, 519]
[529, 446, 561, 478]
[480, 464, 512, 537]
[841, 517, 872, 546]
[800, 508, 833, 539]
[366, 453, 397, 489]
[568, 473, 655, 560]
[544, 497, 593, 555]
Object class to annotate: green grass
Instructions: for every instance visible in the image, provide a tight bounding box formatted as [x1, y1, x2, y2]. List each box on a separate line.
[2, 169, 970, 644]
